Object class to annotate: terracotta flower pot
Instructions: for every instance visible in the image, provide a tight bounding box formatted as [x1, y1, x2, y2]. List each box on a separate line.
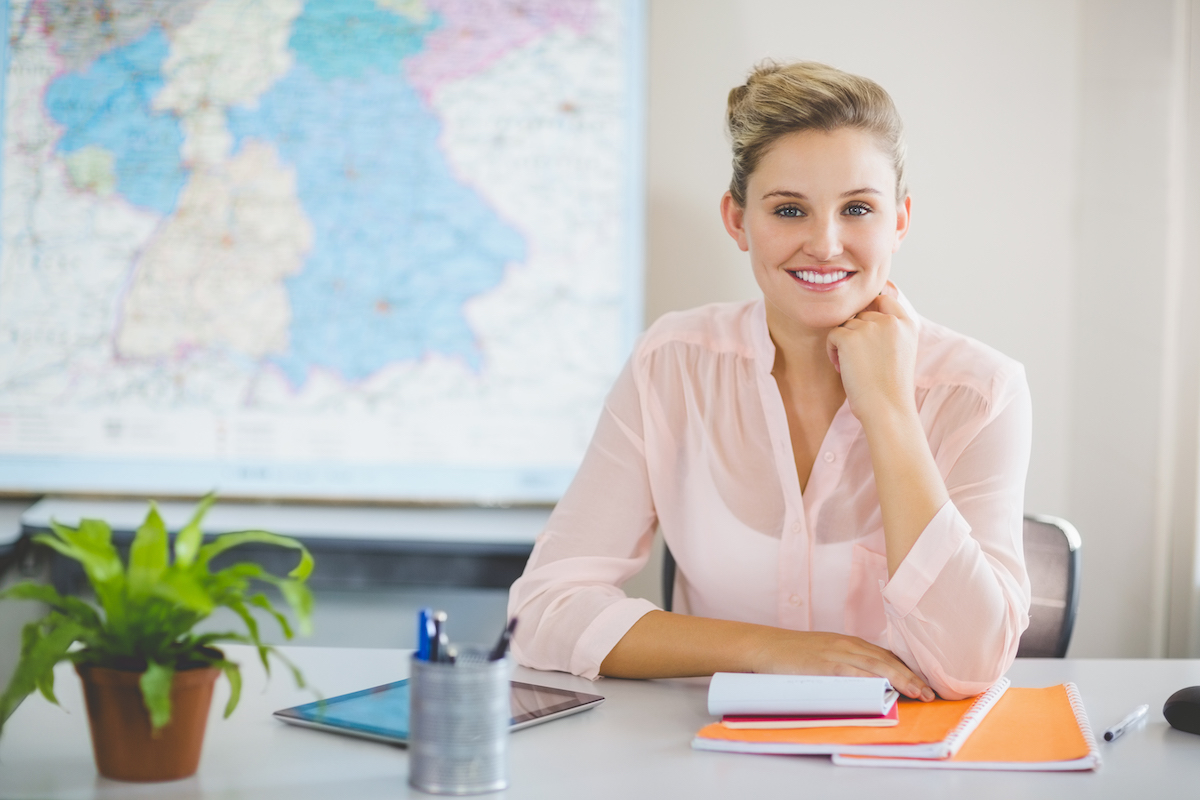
[75, 662, 220, 782]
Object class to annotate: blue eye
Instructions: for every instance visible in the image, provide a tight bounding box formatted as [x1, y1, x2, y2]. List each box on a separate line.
[774, 205, 804, 218]
[844, 203, 872, 216]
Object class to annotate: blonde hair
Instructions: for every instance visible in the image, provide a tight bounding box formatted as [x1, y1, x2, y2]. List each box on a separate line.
[726, 60, 908, 206]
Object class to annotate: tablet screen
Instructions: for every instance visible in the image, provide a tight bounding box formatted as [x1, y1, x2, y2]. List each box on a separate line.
[274, 679, 604, 745]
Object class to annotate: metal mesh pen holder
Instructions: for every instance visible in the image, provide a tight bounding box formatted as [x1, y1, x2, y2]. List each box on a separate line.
[408, 652, 512, 795]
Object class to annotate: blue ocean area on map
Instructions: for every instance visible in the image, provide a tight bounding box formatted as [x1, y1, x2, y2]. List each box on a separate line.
[43, 26, 187, 214]
[228, 0, 526, 385]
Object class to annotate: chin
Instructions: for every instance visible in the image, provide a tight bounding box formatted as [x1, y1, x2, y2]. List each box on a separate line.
[762, 283, 874, 331]
[808, 313, 854, 331]
[800, 296, 864, 324]
[781, 307, 852, 332]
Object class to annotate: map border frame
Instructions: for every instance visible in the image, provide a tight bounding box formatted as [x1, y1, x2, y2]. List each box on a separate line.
[0, 0, 647, 505]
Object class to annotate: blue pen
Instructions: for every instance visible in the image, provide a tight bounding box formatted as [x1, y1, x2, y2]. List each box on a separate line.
[417, 607, 434, 661]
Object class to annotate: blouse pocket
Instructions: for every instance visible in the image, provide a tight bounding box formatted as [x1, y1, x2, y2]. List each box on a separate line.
[844, 544, 889, 642]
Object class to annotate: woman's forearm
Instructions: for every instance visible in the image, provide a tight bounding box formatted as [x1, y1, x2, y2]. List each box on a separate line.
[858, 403, 949, 577]
[598, 610, 769, 678]
[599, 610, 934, 699]
[825, 294, 949, 576]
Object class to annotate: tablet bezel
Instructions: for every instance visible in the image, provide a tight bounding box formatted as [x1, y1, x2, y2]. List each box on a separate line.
[273, 679, 604, 746]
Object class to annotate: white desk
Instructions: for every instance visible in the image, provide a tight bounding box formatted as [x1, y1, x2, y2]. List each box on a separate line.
[2, 646, 1198, 799]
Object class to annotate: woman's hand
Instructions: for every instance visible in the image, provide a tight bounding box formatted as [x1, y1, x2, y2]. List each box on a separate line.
[752, 628, 935, 701]
[824, 286, 918, 426]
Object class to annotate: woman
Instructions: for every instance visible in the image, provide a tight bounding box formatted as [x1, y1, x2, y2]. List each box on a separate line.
[507, 61, 1031, 701]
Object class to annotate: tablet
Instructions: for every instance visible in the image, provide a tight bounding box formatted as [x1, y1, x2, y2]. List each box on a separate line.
[274, 679, 605, 746]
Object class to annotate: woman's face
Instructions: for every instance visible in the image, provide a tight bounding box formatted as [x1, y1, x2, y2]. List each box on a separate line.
[721, 127, 910, 336]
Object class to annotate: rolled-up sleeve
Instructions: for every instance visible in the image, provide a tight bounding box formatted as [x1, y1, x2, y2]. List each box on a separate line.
[882, 370, 1033, 699]
[507, 358, 660, 678]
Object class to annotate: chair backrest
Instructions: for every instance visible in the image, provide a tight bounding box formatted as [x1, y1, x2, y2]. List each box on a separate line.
[662, 540, 678, 614]
[1015, 514, 1082, 658]
[659, 513, 1082, 658]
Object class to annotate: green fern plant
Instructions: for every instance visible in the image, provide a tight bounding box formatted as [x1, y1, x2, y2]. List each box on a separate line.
[0, 494, 313, 734]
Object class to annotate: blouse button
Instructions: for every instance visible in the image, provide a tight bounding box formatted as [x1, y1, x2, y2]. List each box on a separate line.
[823, 451, 835, 463]
[791, 521, 801, 534]
[789, 594, 802, 606]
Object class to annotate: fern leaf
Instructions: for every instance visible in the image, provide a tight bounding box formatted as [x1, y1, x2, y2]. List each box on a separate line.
[128, 503, 169, 595]
[0, 616, 84, 736]
[173, 493, 216, 567]
[139, 660, 175, 731]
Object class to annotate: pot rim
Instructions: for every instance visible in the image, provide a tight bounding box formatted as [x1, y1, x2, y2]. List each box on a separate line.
[75, 647, 225, 687]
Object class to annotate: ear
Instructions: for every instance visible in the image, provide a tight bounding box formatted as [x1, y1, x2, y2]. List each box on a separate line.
[720, 192, 750, 252]
[892, 194, 912, 253]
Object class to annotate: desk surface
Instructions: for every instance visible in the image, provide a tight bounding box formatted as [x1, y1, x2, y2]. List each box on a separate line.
[2, 646, 1198, 800]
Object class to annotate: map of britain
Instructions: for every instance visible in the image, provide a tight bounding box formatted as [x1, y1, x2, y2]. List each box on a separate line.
[0, 0, 643, 501]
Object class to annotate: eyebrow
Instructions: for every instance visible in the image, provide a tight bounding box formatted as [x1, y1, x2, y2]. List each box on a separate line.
[761, 187, 883, 201]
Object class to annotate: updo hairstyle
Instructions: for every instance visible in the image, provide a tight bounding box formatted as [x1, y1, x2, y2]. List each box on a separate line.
[726, 61, 908, 207]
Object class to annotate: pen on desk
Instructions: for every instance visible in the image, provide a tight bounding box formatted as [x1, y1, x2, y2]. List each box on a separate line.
[1104, 704, 1149, 741]
[417, 607, 434, 661]
[488, 618, 517, 661]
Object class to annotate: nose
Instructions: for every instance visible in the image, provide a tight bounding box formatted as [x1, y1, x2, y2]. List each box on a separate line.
[802, 215, 844, 262]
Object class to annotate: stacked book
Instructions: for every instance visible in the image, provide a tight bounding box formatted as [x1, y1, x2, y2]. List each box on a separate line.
[693, 674, 1100, 770]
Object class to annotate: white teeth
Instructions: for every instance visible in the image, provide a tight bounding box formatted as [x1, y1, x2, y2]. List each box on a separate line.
[792, 270, 849, 284]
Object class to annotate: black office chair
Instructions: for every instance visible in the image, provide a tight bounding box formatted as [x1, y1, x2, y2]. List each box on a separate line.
[660, 513, 1081, 658]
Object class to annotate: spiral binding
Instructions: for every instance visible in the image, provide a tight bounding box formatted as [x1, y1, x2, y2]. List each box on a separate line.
[1065, 682, 1102, 767]
[941, 678, 1011, 757]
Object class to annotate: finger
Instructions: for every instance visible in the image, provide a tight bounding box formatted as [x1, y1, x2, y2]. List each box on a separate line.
[850, 308, 886, 322]
[873, 659, 934, 701]
[825, 329, 843, 373]
[850, 647, 933, 701]
[860, 295, 885, 315]
[873, 661, 933, 701]
[868, 293, 909, 320]
[826, 663, 883, 680]
[881, 279, 900, 299]
[834, 650, 930, 701]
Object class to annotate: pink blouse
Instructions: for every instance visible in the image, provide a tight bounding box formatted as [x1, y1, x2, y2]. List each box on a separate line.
[507, 294, 1032, 699]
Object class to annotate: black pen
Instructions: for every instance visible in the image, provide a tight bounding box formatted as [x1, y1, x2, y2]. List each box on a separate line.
[1104, 704, 1149, 742]
[488, 618, 518, 661]
[430, 610, 447, 662]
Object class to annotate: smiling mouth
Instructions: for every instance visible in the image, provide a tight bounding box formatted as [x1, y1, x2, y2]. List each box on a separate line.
[787, 269, 852, 286]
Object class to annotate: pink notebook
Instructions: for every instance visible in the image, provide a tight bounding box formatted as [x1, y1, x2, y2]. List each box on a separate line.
[723, 701, 900, 729]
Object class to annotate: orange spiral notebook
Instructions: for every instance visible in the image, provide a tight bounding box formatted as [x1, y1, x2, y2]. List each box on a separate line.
[693, 680, 1100, 771]
[693, 679, 1008, 758]
[832, 684, 1101, 771]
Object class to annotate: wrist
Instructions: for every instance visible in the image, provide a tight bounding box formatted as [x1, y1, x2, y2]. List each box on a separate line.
[744, 625, 787, 673]
[855, 394, 919, 434]
[744, 626, 810, 674]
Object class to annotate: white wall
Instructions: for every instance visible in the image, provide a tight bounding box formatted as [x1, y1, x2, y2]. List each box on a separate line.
[639, 0, 1200, 657]
[1068, 0, 1186, 658]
